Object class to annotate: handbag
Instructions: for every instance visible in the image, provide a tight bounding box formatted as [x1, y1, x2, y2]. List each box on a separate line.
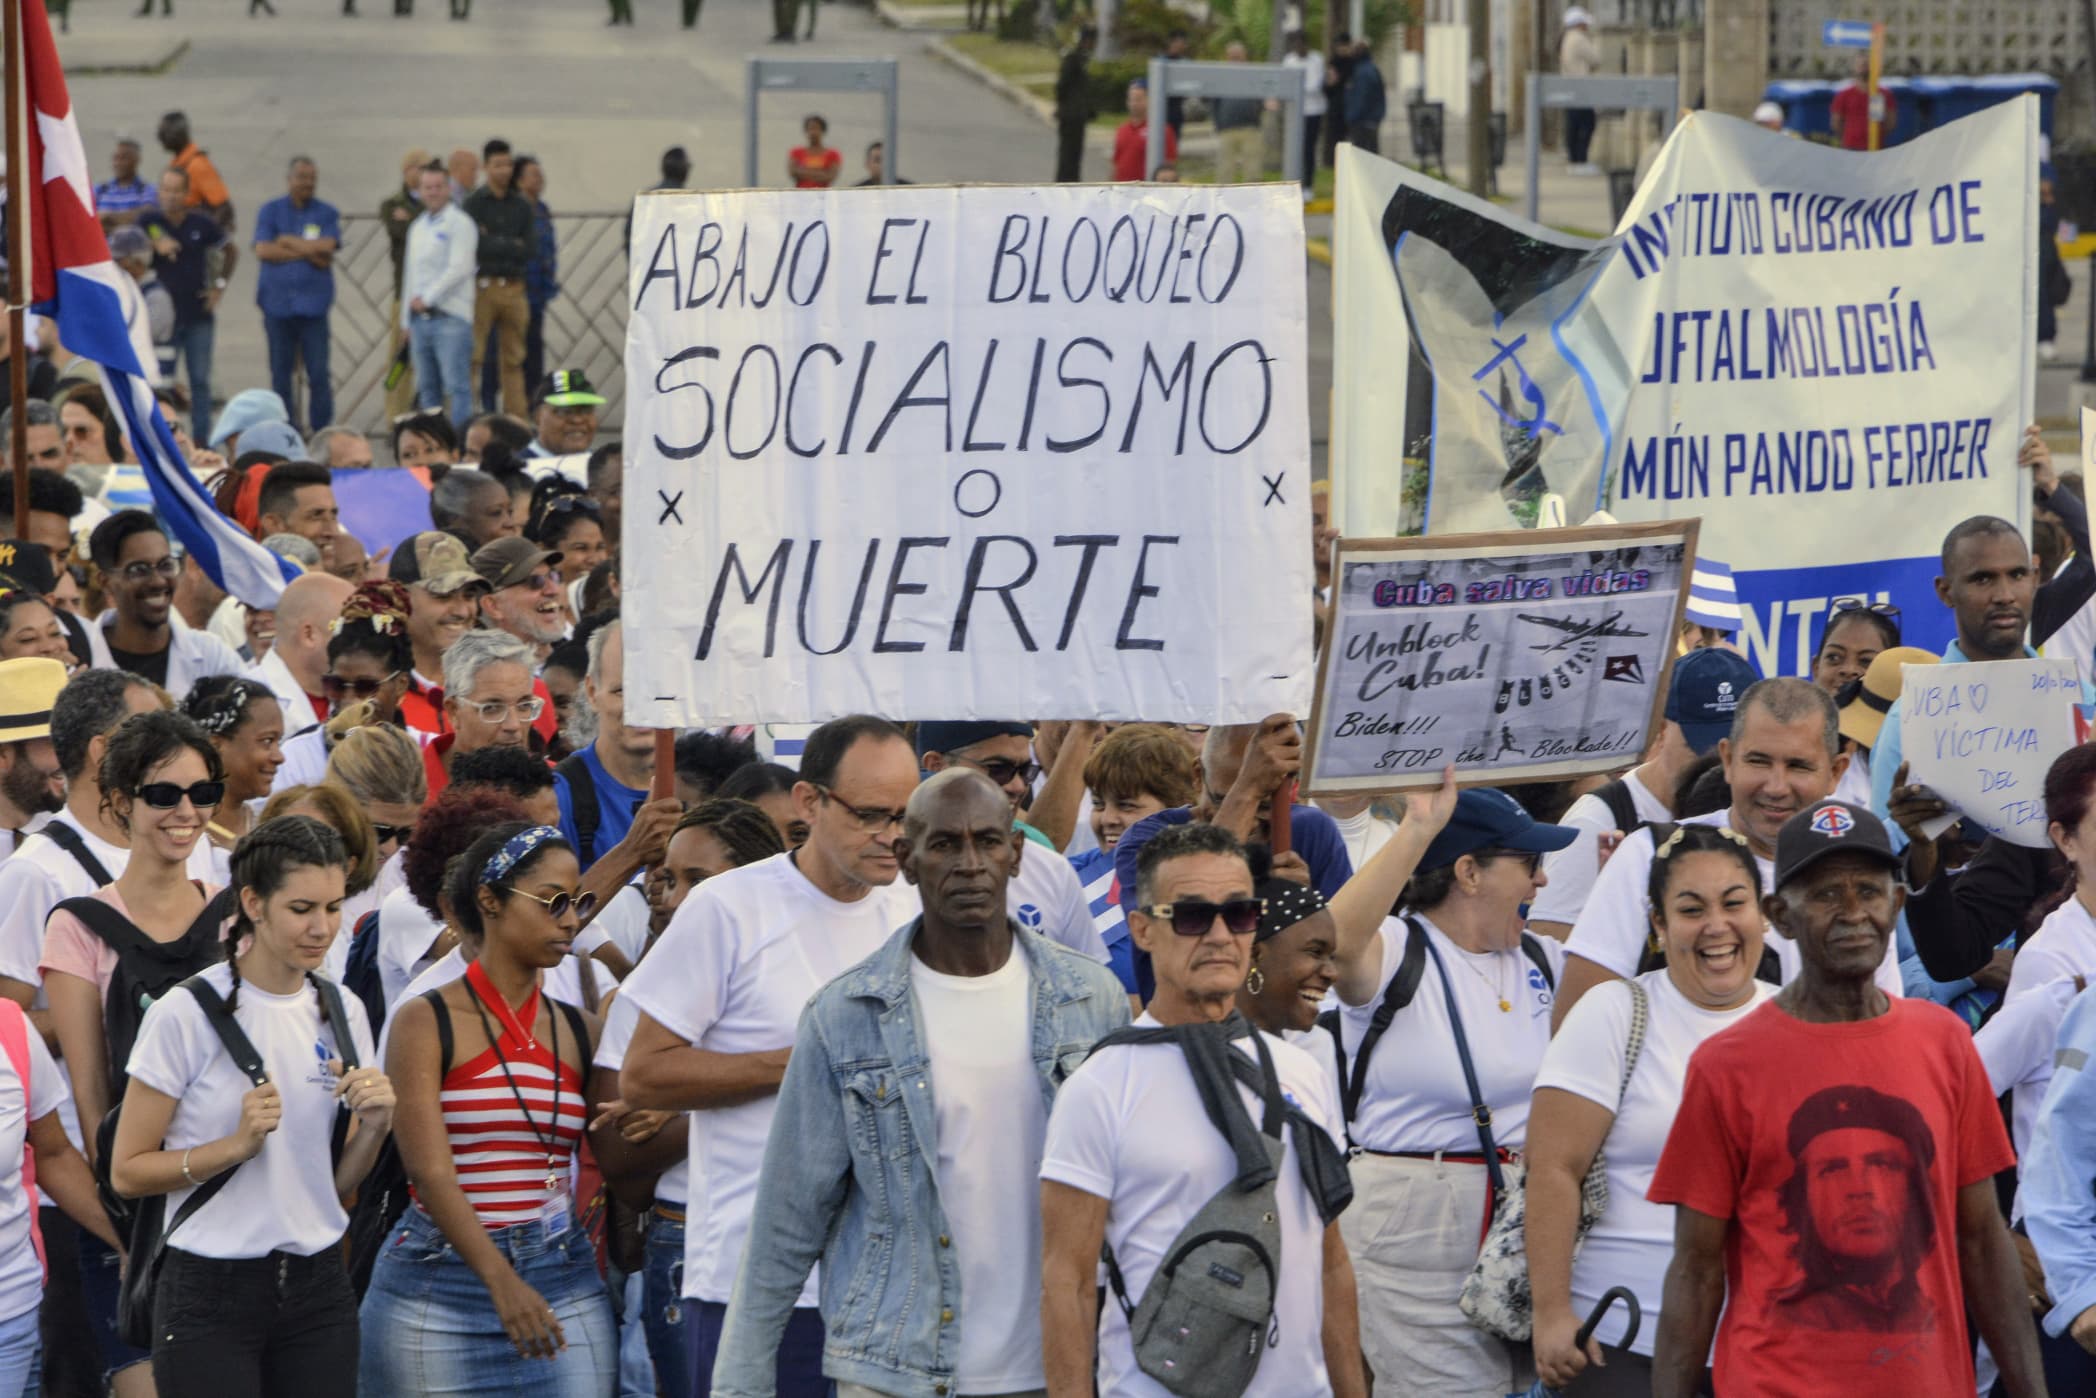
[1459, 978, 1649, 1343]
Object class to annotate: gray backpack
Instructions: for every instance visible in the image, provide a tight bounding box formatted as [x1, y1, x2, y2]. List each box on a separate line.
[1095, 1025, 1287, 1398]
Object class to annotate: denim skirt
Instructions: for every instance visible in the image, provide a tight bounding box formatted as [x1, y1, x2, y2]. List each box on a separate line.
[357, 1204, 615, 1397]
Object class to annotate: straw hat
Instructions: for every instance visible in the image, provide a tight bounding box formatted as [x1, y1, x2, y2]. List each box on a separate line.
[0, 657, 69, 745]
[1839, 646, 1942, 751]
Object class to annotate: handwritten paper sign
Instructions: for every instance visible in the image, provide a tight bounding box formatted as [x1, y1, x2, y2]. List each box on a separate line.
[1302, 521, 1695, 795]
[619, 184, 1314, 727]
[1898, 658, 2081, 847]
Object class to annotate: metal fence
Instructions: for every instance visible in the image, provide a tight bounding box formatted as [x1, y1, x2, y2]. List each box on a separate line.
[1770, 0, 2082, 77]
[328, 211, 632, 433]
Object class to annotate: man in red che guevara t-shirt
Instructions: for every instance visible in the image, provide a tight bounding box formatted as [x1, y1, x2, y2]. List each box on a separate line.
[1647, 800, 2039, 1398]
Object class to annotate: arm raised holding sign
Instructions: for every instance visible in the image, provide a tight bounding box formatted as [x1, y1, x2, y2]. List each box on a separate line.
[1326, 767, 1459, 1007]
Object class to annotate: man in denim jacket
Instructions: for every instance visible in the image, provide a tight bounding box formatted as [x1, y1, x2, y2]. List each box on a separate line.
[714, 769, 1130, 1398]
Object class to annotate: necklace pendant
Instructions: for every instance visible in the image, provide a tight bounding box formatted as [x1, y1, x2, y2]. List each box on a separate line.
[1498, 998, 1512, 1013]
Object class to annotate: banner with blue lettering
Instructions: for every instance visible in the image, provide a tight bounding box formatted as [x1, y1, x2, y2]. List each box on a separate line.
[622, 184, 1313, 727]
[1331, 100, 2037, 677]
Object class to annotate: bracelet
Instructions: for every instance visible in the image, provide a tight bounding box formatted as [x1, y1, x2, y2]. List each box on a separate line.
[180, 1147, 199, 1186]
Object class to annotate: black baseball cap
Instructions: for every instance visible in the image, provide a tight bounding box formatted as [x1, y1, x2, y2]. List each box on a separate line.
[0, 540, 58, 597]
[1771, 800, 1901, 891]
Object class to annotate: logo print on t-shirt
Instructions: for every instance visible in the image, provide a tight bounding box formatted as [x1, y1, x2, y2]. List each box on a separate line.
[1772, 1084, 1939, 1335]
[1809, 805, 1855, 838]
[1016, 903, 1043, 930]
[307, 1038, 340, 1091]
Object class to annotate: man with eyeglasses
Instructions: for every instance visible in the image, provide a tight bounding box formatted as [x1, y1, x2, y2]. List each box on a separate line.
[472, 534, 568, 659]
[424, 628, 539, 802]
[916, 721, 1109, 966]
[622, 715, 923, 1398]
[1041, 819, 1361, 1398]
[715, 767, 1129, 1398]
[87, 510, 243, 694]
[243, 570, 352, 740]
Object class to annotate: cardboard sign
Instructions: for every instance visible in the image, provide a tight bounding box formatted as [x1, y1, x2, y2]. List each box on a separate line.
[1303, 521, 1696, 795]
[1898, 657, 2081, 847]
[621, 183, 1314, 728]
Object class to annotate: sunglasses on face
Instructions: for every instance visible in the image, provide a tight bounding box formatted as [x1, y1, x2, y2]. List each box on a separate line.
[1138, 897, 1266, 936]
[118, 557, 180, 583]
[504, 886, 598, 921]
[321, 671, 403, 699]
[372, 822, 414, 845]
[964, 756, 1042, 787]
[138, 780, 225, 810]
[1478, 848, 1543, 875]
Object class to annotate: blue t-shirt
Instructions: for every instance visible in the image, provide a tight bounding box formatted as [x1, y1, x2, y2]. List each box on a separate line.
[554, 743, 646, 865]
[253, 195, 340, 319]
[1070, 846, 1137, 995]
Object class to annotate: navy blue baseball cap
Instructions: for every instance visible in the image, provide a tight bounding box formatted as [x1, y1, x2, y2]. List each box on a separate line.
[1666, 647, 1758, 755]
[1417, 788, 1578, 872]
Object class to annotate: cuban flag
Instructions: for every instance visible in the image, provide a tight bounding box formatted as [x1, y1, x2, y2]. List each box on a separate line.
[20, 0, 296, 608]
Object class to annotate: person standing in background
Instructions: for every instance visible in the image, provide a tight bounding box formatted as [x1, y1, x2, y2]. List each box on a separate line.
[157, 111, 234, 231]
[401, 164, 479, 429]
[516, 156, 558, 410]
[1282, 31, 1326, 197]
[787, 116, 842, 189]
[252, 156, 341, 434]
[379, 148, 429, 421]
[94, 136, 157, 232]
[1342, 38, 1385, 154]
[142, 167, 233, 444]
[1212, 42, 1265, 184]
[1054, 25, 1096, 183]
[464, 140, 534, 418]
[1559, 8, 1600, 173]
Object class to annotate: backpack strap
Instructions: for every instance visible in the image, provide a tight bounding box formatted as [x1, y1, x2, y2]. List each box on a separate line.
[41, 822, 114, 888]
[53, 896, 160, 959]
[0, 1001, 44, 1278]
[311, 975, 359, 1071]
[1519, 934, 1557, 992]
[180, 975, 269, 1088]
[552, 996, 589, 1065]
[1341, 917, 1428, 1122]
[557, 754, 600, 868]
[419, 988, 454, 1076]
[1595, 777, 1641, 837]
[1417, 930, 1505, 1194]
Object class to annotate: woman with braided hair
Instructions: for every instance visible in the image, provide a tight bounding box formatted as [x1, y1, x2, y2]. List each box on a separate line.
[109, 814, 393, 1398]
[181, 675, 285, 873]
[273, 580, 421, 794]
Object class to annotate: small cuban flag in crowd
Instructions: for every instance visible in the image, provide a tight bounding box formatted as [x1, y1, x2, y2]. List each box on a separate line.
[19, 0, 298, 609]
[1683, 557, 1742, 634]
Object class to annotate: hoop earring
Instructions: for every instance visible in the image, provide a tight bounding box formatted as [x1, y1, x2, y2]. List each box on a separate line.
[1245, 966, 1265, 995]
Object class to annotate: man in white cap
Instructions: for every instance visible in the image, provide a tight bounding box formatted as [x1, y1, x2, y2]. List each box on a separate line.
[1559, 8, 1599, 173]
[1753, 100, 1789, 133]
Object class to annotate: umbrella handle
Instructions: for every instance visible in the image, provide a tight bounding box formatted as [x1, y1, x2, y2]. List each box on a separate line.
[1574, 1285, 1642, 1353]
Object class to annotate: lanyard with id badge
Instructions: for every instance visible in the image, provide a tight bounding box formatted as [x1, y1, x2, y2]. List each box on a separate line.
[463, 962, 571, 1236]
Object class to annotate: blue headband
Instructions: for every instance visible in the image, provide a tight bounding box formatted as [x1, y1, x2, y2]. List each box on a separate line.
[481, 825, 564, 887]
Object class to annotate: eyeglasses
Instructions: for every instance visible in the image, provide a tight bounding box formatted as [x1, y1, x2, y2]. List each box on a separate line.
[372, 822, 414, 845]
[321, 671, 403, 699]
[503, 885, 599, 921]
[514, 570, 560, 593]
[962, 756, 1042, 787]
[813, 784, 907, 833]
[117, 557, 180, 583]
[465, 695, 546, 724]
[137, 779, 225, 810]
[1138, 898, 1266, 936]
[1478, 848, 1543, 875]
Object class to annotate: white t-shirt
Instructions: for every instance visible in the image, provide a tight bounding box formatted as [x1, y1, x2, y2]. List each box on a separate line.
[376, 883, 445, 1013]
[1040, 1014, 1341, 1398]
[1978, 973, 2085, 1171]
[1283, 49, 1328, 116]
[1323, 805, 1400, 878]
[618, 850, 914, 1306]
[594, 989, 688, 1207]
[1561, 810, 1904, 997]
[1531, 971, 1773, 1353]
[1833, 748, 1872, 809]
[911, 940, 1048, 1393]
[0, 1018, 66, 1321]
[1341, 913, 1563, 1153]
[1528, 770, 1670, 928]
[125, 962, 374, 1258]
[2006, 896, 2096, 1007]
[996, 841, 1109, 964]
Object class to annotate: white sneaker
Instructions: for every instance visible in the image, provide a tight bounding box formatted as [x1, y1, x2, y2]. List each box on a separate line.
[1569, 162, 1600, 176]
[2041, 341, 2059, 362]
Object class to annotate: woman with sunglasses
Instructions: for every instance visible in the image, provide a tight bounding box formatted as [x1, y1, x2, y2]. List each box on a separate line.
[183, 676, 286, 878]
[361, 822, 615, 1397]
[107, 816, 393, 1398]
[41, 712, 233, 1177]
[591, 799, 784, 1397]
[1321, 773, 1575, 1396]
[272, 582, 420, 795]
[327, 725, 427, 870]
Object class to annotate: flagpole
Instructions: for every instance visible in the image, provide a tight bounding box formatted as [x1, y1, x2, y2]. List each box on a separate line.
[4, 0, 27, 534]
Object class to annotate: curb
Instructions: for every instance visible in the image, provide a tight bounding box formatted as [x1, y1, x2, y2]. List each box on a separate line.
[873, 0, 967, 31]
[1306, 236, 1331, 267]
[63, 37, 188, 75]
[925, 37, 1056, 127]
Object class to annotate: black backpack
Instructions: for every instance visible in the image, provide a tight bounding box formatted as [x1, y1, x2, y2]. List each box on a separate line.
[1318, 916, 1557, 1123]
[557, 752, 601, 867]
[342, 908, 387, 1035]
[41, 821, 115, 887]
[1592, 777, 1645, 840]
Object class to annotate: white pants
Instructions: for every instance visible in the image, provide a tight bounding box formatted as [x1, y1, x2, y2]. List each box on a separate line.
[1339, 1151, 1530, 1397]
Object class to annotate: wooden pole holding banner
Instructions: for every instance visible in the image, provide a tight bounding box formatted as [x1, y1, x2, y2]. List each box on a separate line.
[650, 728, 674, 801]
[1866, 22, 1884, 153]
[1270, 776, 1294, 856]
[5, 0, 30, 532]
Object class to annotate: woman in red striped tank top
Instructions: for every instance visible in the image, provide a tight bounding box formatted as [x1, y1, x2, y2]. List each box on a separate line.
[358, 821, 616, 1396]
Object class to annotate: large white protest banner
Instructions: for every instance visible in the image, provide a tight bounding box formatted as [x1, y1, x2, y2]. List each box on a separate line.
[1898, 657, 2080, 847]
[621, 185, 1313, 728]
[1302, 522, 1693, 795]
[1331, 101, 2038, 678]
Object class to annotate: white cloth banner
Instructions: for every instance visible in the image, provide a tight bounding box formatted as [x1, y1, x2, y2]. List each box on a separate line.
[621, 184, 1314, 728]
[1332, 101, 2038, 677]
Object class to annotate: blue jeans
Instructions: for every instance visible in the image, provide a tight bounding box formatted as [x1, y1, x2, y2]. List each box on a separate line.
[170, 318, 215, 442]
[358, 1205, 615, 1397]
[641, 1208, 689, 1398]
[409, 311, 474, 430]
[75, 1230, 151, 1383]
[686, 1300, 829, 1398]
[264, 312, 333, 431]
[0, 1300, 39, 1398]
